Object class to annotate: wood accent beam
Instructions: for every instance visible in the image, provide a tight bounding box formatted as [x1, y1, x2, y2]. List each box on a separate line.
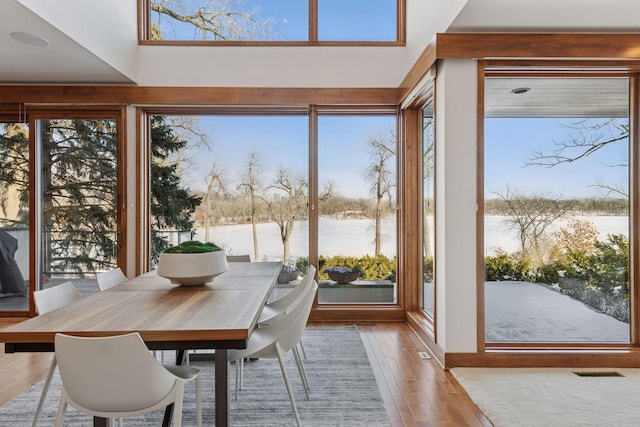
[0, 86, 402, 105]
[436, 33, 640, 60]
[400, 33, 640, 101]
[398, 36, 436, 100]
[445, 350, 640, 370]
[309, 306, 406, 322]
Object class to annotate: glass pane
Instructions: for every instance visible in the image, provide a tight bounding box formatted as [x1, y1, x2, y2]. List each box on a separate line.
[149, 115, 309, 282]
[150, 0, 308, 41]
[484, 77, 630, 343]
[38, 118, 119, 297]
[422, 101, 435, 317]
[0, 122, 30, 311]
[318, 0, 397, 41]
[317, 115, 397, 304]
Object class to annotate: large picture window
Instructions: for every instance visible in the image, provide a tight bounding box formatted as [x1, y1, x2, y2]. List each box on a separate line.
[148, 113, 309, 269]
[484, 77, 630, 343]
[317, 113, 397, 304]
[145, 108, 398, 306]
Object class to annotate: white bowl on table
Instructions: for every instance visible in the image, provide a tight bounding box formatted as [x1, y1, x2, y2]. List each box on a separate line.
[157, 251, 228, 286]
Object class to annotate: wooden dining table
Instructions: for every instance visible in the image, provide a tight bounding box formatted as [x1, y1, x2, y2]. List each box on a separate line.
[0, 261, 282, 427]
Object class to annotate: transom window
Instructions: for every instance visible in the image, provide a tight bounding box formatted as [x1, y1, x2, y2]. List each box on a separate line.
[140, 0, 404, 45]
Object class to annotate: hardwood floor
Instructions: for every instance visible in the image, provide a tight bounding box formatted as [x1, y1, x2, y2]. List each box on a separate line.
[0, 320, 491, 426]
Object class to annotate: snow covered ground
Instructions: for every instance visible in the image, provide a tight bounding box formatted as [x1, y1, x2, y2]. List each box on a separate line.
[485, 281, 629, 342]
[197, 215, 630, 342]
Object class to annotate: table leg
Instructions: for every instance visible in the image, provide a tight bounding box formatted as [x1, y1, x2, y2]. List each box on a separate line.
[215, 349, 229, 427]
[94, 418, 107, 427]
[161, 350, 186, 427]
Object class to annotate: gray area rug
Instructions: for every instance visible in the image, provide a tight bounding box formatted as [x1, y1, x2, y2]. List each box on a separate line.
[1, 325, 391, 426]
[452, 367, 640, 427]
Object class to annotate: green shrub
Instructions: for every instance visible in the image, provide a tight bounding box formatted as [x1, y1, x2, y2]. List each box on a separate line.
[484, 252, 531, 282]
[163, 240, 222, 253]
[296, 254, 397, 281]
[536, 259, 575, 285]
[423, 256, 434, 282]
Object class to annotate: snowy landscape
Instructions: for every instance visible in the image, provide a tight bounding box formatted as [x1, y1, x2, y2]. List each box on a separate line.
[193, 214, 631, 342]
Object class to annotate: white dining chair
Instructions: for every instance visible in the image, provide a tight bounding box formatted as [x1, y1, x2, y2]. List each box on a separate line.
[53, 332, 202, 427]
[236, 267, 316, 393]
[31, 281, 83, 427]
[259, 265, 316, 364]
[259, 265, 315, 325]
[229, 279, 318, 427]
[96, 267, 127, 291]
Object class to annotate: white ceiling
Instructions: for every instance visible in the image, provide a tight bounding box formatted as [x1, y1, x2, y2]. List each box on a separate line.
[2, 0, 640, 87]
[0, 0, 134, 84]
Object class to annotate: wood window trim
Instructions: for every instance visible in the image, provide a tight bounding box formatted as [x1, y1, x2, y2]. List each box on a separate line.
[477, 63, 639, 353]
[137, 105, 404, 322]
[24, 106, 127, 315]
[138, 0, 406, 46]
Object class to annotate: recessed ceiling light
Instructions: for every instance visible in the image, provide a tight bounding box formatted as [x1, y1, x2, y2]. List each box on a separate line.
[10, 31, 49, 47]
[511, 87, 531, 95]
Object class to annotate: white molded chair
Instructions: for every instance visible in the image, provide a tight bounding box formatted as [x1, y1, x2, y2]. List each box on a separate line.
[259, 265, 316, 364]
[259, 265, 315, 325]
[96, 267, 127, 291]
[230, 279, 318, 427]
[33, 281, 82, 316]
[54, 332, 202, 427]
[32, 281, 82, 427]
[97, 267, 164, 366]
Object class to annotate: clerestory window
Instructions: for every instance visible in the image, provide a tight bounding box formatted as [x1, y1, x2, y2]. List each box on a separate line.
[140, 0, 404, 45]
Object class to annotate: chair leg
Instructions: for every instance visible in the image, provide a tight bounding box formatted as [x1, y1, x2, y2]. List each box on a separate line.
[32, 355, 57, 427]
[54, 394, 68, 427]
[299, 340, 307, 360]
[172, 384, 184, 427]
[234, 357, 245, 400]
[275, 344, 302, 427]
[195, 374, 203, 427]
[292, 345, 310, 399]
[234, 359, 240, 401]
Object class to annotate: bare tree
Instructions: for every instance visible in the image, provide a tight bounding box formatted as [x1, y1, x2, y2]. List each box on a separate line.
[525, 118, 629, 198]
[260, 169, 307, 263]
[202, 161, 227, 242]
[150, 0, 274, 41]
[365, 131, 396, 256]
[496, 188, 574, 265]
[423, 115, 435, 259]
[237, 152, 263, 261]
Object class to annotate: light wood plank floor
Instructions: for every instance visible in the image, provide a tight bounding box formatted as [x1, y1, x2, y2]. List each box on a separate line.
[0, 320, 491, 426]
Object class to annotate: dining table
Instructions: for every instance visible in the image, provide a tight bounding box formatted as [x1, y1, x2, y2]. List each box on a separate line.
[0, 261, 282, 427]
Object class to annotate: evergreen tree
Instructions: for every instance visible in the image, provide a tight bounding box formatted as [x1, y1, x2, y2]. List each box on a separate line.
[0, 117, 200, 273]
[150, 116, 202, 264]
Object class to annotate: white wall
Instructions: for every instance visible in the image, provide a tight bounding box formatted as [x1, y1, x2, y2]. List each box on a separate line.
[449, 0, 640, 32]
[435, 58, 478, 352]
[137, 45, 411, 88]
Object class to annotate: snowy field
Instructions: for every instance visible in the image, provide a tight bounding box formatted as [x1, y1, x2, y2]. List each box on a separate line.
[485, 214, 628, 255]
[193, 217, 397, 262]
[194, 214, 628, 261]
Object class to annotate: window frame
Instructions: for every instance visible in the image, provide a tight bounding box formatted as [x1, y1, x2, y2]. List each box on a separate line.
[138, 0, 406, 46]
[137, 104, 406, 322]
[479, 64, 639, 351]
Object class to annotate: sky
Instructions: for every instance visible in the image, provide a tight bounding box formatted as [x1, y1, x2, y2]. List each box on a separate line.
[484, 117, 629, 200]
[151, 0, 397, 41]
[176, 114, 397, 199]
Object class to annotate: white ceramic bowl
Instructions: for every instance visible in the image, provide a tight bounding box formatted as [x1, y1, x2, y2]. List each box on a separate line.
[157, 251, 228, 285]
